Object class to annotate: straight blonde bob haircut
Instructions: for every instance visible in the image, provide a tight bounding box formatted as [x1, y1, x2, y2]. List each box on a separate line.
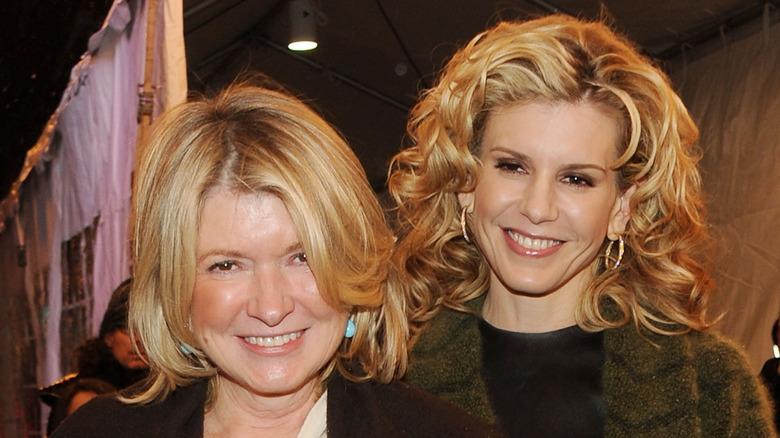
[128, 76, 406, 405]
[389, 15, 714, 338]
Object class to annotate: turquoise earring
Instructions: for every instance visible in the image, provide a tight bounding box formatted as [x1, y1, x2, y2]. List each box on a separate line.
[344, 318, 356, 338]
[180, 343, 193, 355]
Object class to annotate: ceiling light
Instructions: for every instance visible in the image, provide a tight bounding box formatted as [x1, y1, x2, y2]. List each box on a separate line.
[288, 0, 317, 51]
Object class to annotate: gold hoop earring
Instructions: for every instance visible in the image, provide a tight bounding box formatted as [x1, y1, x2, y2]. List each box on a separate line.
[460, 208, 470, 242]
[604, 235, 624, 270]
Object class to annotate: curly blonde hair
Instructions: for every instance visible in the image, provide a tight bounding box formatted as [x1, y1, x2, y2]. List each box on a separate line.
[128, 76, 406, 405]
[388, 15, 714, 338]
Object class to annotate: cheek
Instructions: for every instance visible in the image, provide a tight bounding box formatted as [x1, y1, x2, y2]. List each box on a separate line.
[189, 282, 240, 333]
[471, 180, 501, 221]
[559, 192, 615, 225]
[594, 197, 622, 230]
[299, 284, 345, 329]
[108, 335, 132, 359]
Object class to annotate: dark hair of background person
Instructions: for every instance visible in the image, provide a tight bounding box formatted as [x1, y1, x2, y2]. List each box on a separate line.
[760, 318, 780, 433]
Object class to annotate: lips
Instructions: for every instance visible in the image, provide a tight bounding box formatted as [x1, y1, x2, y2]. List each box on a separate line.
[506, 230, 561, 251]
[243, 331, 302, 347]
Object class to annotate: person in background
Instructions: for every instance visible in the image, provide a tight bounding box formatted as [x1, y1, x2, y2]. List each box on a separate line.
[40, 278, 149, 435]
[46, 378, 116, 433]
[75, 278, 149, 387]
[388, 14, 775, 437]
[52, 77, 500, 437]
[761, 317, 780, 432]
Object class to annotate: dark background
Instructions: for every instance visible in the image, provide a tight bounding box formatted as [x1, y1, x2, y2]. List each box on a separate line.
[2, 0, 776, 200]
[1, 0, 114, 203]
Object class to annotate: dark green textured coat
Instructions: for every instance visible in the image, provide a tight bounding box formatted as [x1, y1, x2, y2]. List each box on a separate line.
[408, 296, 777, 437]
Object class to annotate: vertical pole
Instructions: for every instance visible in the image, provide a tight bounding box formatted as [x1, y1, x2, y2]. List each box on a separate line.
[136, 0, 159, 166]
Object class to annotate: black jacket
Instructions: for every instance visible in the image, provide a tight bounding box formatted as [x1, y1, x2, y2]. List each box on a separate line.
[51, 372, 502, 437]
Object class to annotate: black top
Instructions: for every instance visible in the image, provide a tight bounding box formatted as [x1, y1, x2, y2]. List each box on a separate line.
[759, 357, 780, 433]
[479, 319, 605, 437]
[52, 372, 503, 437]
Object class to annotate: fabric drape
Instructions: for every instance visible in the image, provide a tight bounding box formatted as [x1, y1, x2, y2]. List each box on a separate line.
[670, 18, 780, 372]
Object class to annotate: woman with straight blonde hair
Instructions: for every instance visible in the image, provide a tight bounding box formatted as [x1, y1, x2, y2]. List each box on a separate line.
[389, 15, 775, 437]
[52, 76, 500, 437]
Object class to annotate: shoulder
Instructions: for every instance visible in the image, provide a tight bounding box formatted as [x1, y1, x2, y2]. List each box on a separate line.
[678, 330, 767, 395]
[50, 392, 134, 437]
[51, 379, 207, 438]
[684, 330, 776, 436]
[604, 325, 775, 437]
[605, 323, 758, 383]
[604, 317, 750, 365]
[412, 295, 484, 356]
[406, 296, 495, 422]
[674, 329, 759, 380]
[327, 373, 502, 438]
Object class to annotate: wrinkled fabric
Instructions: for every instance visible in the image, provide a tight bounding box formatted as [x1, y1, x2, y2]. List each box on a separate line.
[0, 1, 185, 435]
[669, 18, 780, 373]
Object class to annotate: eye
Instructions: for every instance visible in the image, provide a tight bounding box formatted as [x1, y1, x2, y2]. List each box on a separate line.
[562, 174, 594, 187]
[494, 160, 526, 174]
[208, 260, 237, 272]
[292, 252, 308, 265]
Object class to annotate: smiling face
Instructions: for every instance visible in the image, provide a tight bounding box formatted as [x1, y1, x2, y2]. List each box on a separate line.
[461, 101, 633, 313]
[191, 189, 347, 401]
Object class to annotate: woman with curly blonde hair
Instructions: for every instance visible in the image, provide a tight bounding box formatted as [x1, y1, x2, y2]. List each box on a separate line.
[52, 77, 499, 437]
[389, 14, 775, 437]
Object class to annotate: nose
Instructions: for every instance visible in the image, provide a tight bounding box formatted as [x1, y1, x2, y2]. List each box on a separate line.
[246, 269, 295, 327]
[519, 177, 558, 224]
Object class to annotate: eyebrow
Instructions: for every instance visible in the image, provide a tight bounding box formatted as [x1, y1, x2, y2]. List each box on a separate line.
[196, 249, 245, 263]
[559, 163, 608, 174]
[283, 241, 305, 254]
[196, 241, 305, 263]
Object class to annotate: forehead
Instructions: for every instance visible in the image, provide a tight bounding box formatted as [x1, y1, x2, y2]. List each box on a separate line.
[483, 101, 620, 163]
[199, 186, 281, 221]
[198, 189, 296, 236]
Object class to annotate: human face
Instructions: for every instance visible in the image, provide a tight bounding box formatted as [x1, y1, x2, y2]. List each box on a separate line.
[191, 189, 347, 401]
[104, 328, 148, 369]
[460, 101, 632, 303]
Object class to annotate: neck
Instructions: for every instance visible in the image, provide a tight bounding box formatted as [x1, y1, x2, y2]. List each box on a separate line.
[482, 283, 583, 333]
[203, 376, 320, 438]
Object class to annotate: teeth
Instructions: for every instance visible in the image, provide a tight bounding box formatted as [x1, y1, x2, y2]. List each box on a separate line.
[244, 331, 301, 347]
[508, 231, 560, 250]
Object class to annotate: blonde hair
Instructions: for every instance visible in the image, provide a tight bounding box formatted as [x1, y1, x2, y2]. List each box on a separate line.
[388, 15, 713, 338]
[128, 77, 406, 405]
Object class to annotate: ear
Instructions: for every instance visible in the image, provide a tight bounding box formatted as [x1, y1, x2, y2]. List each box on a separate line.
[457, 191, 474, 212]
[607, 184, 636, 240]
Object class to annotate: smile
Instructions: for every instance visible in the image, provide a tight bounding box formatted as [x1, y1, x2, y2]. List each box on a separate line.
[507, 230, 561, 250]
[243, 331, 302, 347]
